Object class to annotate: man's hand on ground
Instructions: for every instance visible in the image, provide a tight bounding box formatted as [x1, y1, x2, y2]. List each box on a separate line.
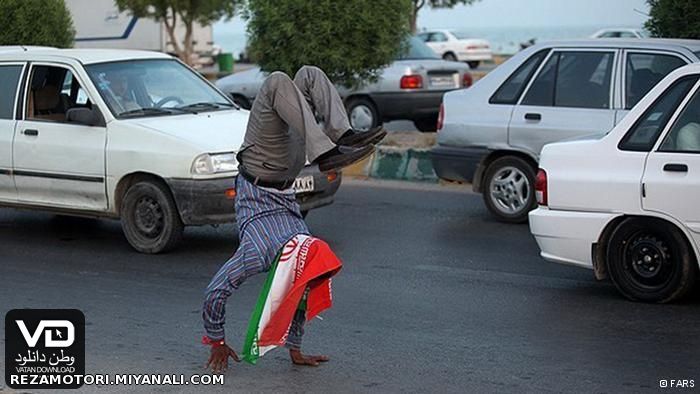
[206, 344, 241, 372]
[289, 349, 330, 366]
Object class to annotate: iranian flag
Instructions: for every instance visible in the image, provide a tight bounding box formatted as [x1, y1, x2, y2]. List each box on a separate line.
[242, 235, 341, 364]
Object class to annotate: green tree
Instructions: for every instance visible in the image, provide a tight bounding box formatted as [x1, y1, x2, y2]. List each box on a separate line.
[645, 0, 700, 38]
[246, 0, 412, 88]
[115, 0, 238, 65]
[0, 0, 75, 48]
[410, 0, 480, 33]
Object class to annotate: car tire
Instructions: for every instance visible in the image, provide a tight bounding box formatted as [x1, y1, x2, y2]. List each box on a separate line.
[606, 217, 697, 303]
[120, 180, 184, 254]
[345, 97, 380, 132]
[442, 52, 457, 62]
[413, 116, 438, 133]
[467, 61, 480, 69]
[482, 156, 536, 223]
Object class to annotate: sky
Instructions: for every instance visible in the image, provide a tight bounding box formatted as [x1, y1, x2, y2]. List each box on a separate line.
[214, 0, 650, 37]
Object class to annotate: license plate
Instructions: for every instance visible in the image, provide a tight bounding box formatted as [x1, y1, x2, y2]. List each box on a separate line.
[429, 74, 458, 88]
[294, 176, 314, 193]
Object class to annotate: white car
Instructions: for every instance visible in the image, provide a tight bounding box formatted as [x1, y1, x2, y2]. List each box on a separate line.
[417, 29, 492, 69]
[530, 64, 700, 303]
[0, 48, 340, 254]
[432, 39, 700, 223]
[591, 28, 648, 39]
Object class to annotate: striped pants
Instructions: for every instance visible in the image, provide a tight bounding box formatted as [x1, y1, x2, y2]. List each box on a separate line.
[203, 175, 309, 350]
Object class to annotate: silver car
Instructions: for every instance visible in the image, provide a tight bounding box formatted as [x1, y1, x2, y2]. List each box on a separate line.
[215, 37, 472, 132]
[432, 39, 700, 223]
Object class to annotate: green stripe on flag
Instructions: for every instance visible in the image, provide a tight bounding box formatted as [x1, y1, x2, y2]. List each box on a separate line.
[242, 251, 281, 364]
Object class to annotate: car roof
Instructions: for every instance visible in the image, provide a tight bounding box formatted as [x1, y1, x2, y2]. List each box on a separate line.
[531, 38, 700, 54]
[0, 47, 172, 64]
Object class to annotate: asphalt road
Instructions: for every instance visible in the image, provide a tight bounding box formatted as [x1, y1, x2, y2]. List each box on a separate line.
[1, 179, 699, 393]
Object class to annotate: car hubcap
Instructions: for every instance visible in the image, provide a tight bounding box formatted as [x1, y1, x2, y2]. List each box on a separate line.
[490, 166, 530, 214]
[624, 234, 672, 288]
[349, 105, 373, 131]
[134, 197, 164, 238]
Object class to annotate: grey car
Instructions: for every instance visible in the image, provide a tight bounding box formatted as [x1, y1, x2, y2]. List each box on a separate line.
[215, 37, 473, 132]
[432, 39, 700, 223]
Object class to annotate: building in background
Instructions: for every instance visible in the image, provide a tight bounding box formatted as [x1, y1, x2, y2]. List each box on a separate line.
[65, 0, 215, 67]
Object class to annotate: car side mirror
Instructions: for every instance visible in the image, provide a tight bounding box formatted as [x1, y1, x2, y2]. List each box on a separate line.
[66, 107, 105, 127]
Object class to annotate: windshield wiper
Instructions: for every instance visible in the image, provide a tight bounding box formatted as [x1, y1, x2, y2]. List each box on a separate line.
[177, 102, 237, 113]
[119, 107, 183, 118]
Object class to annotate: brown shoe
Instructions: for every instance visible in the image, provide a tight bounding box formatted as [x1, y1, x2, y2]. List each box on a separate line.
[314, 145, 374, 172]
[336, 126, 387, 147]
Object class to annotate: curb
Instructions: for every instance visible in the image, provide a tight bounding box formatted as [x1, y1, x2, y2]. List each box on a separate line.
[343, 146, 437, 182]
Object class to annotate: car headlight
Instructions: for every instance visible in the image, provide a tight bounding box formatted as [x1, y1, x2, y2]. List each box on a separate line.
[191, 152, 238, 175]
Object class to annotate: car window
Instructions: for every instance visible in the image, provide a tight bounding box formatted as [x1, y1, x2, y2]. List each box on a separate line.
[431, 33, 447, 42]
[522, 51, 614, 109]
[618, 75, 699, 152]
[489, 49, 549, 105]
[86, 59, 231, 118]
[398, 37, 440, 60]
[61, 72, 90, 105]
[417, 33, 429, 42]
[521, 52, 557, 106]
[659, 86, 700, 153]
[0, 65, 23, 120]
[601, 32, 620, 38]
[625, 52, 686, 109]
[619, 32, 637, 38]
[26, 65, 93, 123]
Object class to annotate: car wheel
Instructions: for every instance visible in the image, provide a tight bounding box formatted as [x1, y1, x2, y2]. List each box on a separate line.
[346, 97, 380, 132]
[231, 94, 251, 110]
[121, 180, 184, 254]
[482, 156, 536, 223]
[413, 116, 438, 132]
[606, 217, 697, 303]
[442, 52, 457, 62]
[467, 61, 480, 69]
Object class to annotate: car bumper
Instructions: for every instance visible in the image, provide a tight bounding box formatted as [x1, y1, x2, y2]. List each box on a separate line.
[457, 51, 493, 62]
[529, 207, 618, 269]
[166, 167, 341, 225]
[430, 145, 488, 183]
[370, 90, 451, 121]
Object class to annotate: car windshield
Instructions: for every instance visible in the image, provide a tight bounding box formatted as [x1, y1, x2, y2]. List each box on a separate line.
[451, 31, 474, 40]
[400, 37, 440, 60]
[85, 59, 233, 118]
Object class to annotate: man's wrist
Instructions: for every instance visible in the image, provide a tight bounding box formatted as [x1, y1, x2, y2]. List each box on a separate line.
[202, 336, 226, 347]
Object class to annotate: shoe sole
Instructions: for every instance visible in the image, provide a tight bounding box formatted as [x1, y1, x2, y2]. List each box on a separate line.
[318, 145, 375, 172]
[367, 130, 387, 145]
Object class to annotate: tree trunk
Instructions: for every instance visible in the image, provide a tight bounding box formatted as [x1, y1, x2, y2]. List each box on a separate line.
[183, 22, 194, 66]
[410, 9, 418, 34]
[163, 8, 182, 59]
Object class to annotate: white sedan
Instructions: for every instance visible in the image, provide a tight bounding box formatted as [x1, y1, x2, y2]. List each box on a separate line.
[417, 29, 492, 69]
[530, 64, 700, 303]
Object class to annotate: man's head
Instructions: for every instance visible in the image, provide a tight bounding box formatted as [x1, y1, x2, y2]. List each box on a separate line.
[105, 72, 129, 98]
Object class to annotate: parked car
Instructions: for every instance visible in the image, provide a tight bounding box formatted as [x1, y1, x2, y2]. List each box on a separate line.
[0, 47, 340, 254]
[216, 37, 473, 132]
[416, 29, 492, 69]
[530, 64, 700, 303]
[590, 28, 648, 39]
[432, 39, 700, 223]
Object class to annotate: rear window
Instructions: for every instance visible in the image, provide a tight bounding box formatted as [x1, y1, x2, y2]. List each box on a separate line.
[489, 49, 549, 105]
[0, 65, 23, 119]
[618, 75, 699, 152]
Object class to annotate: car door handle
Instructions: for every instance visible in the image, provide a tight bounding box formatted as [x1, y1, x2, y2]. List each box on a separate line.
[663, 163, 688, 172]
[524, 113, 541, 121]
[23, 129, 38, 136]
